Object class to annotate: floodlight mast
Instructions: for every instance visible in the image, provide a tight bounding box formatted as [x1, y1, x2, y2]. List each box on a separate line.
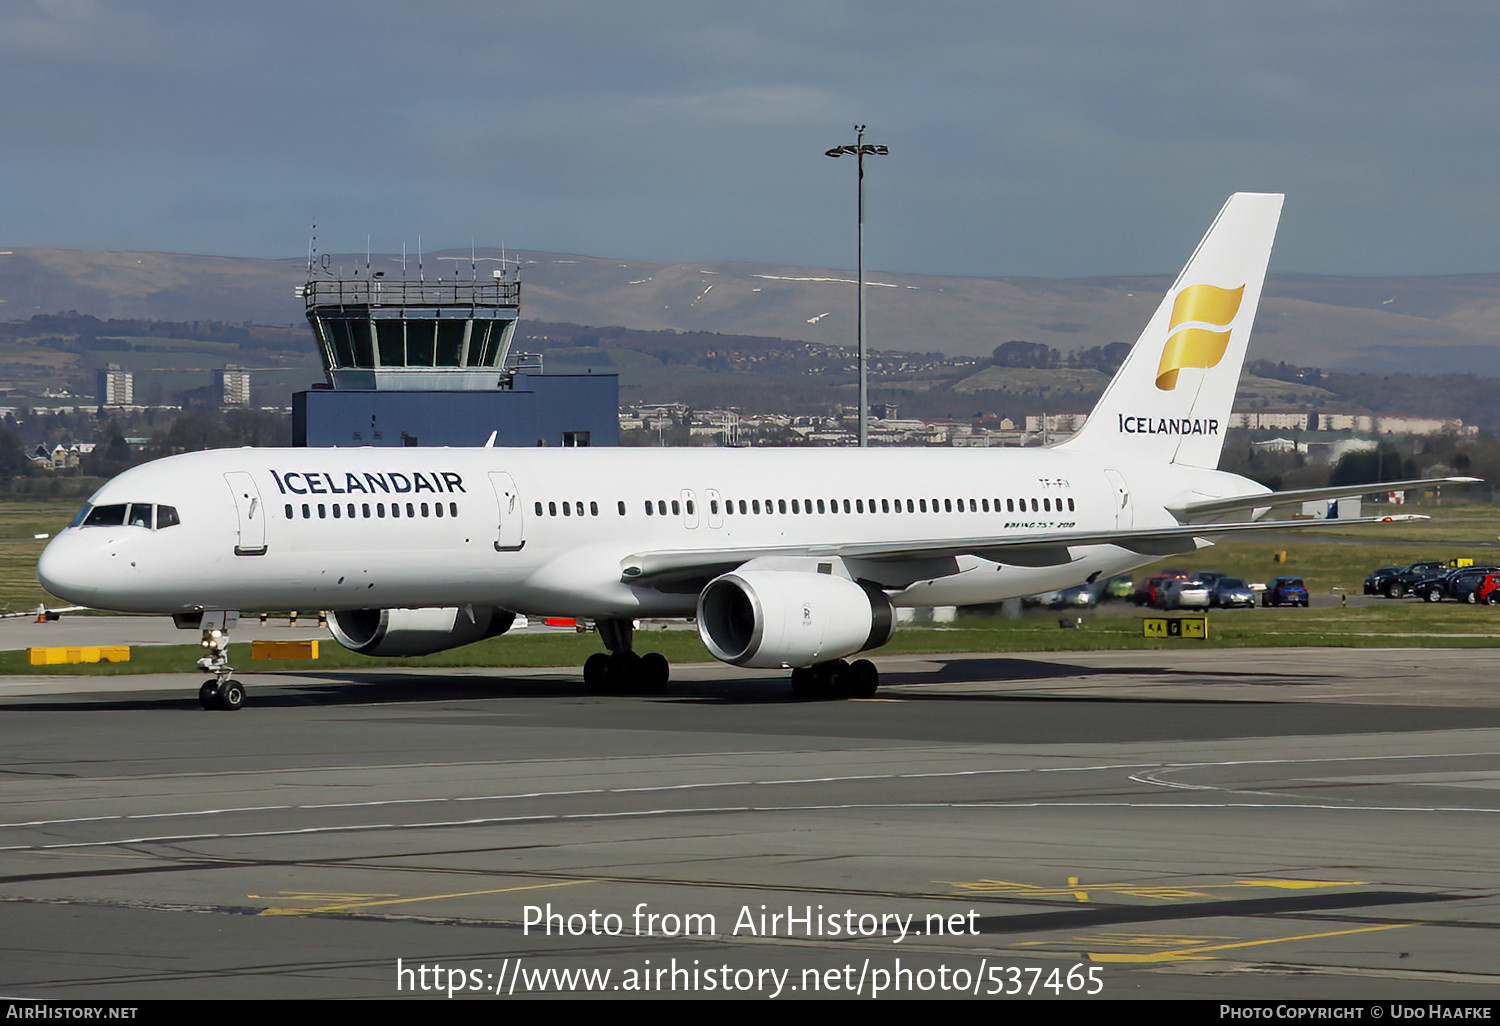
[825, 125, 889, 447]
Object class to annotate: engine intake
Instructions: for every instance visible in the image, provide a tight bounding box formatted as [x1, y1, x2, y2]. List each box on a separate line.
[328, 606, 516, 657]
[697, 570, 894, 668]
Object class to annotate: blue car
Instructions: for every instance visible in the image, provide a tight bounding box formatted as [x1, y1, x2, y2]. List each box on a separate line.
[1262, 576, 1309, 607]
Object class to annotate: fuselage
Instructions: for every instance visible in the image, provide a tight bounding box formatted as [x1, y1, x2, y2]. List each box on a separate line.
[37, 444, 1261, 618]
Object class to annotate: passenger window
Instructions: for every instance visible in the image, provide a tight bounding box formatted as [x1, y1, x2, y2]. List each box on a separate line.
[575, 502, 583, 517]
[450, 502, 459, 517]
[332, 504, 342, 519]
[752, 499, 760, 515]
[618, 501, 626, 516]
[645, 501, 654, 516]
[1068, 498, 1075, 511]
[284, 504, 293, 519]
[421, 502, 429, 517]
[817, 499, 826, 514]
[535, 501, 543, 516]
[1031, 498, 1039, 512]
[591, 501, 599, 516]
[363, 503, 372, 518]
[436, 503, 444, 518]
[317, 504, 326, 519]
[562, 502, 571, 517]
[779, 499, 787, 514]
[658, 500, 667, 516]
[302, 504, 311, 518]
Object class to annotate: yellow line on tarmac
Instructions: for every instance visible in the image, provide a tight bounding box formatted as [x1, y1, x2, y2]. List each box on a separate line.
[258, 878, 593, 916]
[1089, 923, 1413, 963]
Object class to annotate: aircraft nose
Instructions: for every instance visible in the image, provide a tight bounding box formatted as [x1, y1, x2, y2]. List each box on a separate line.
[37, 536, 99, 605]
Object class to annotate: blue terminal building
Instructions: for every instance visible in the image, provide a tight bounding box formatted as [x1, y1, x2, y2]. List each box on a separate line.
[292, 263, 617, 448]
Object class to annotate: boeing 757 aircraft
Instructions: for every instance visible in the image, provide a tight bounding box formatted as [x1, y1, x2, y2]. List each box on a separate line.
[36, 193, 1474, 709]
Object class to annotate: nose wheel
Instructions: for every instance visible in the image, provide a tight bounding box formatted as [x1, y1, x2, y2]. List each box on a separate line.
[199, 679, 246, 711]
[195, 613, 245, 711]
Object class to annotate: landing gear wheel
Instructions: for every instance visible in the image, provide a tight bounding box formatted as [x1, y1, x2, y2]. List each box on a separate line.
[217, 680, 246, 711]
[638, 652, 670, 693]
[199, 681, 219, 710]
[790, 666, 820, 700]
[583, 652, 611, 693]
[846, 659, 879, 699]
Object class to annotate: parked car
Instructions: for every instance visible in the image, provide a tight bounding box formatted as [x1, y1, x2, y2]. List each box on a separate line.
[1412, 566, 1500, 603]
[1134, 571, 1188, 606]
[1374, 561, 1450, 599]
[1159, 577, 1211, 610]
[1473, 573, 1500, 605]
[1209, 577, 1255, 608]
[1263, 576, 1310, 607]
[1363, 566, 1405, 596]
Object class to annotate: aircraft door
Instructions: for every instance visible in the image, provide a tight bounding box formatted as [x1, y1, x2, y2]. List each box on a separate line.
[224, 472, 267, 556]
[1104, 469, 1132, 530]
[489, 472, 525, 551]
[705, 489, 724, 529]
[681, 488, 699, 529]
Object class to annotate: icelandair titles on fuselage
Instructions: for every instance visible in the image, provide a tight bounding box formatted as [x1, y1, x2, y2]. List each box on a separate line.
[1117, 414, 1220, 436]
[270, 470, 467, 496]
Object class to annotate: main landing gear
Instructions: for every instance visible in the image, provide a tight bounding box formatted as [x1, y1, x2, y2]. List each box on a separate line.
[195, 611, 246, 711]
[790, 658, 880, 701]
[583, 618, 670, 694]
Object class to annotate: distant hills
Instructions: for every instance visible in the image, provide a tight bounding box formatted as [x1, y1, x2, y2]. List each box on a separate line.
[3, 246, 1500, 376]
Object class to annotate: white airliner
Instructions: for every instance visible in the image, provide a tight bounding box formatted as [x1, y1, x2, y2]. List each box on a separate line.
[36, 193, 1474, 709]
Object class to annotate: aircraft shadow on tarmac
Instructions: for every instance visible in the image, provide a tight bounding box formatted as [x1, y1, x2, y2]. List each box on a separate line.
[0, 654, 1335, 713]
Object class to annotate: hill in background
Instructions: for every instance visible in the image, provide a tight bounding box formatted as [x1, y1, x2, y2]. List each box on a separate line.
[4, 247, 1500, 376]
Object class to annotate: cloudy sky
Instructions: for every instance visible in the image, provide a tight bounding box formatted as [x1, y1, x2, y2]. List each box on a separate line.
[4, 1, 1498, 278]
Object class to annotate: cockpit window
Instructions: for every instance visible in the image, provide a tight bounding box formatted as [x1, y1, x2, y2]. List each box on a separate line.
[83, 504, 127, 527]
[69, 504, 92, 528]
[78, 503, 181, 530]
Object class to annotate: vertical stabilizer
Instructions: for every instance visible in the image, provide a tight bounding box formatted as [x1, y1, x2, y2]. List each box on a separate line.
[1057, 192, 1283, 469]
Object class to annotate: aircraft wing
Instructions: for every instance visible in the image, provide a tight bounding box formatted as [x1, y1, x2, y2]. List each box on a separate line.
[620, 512, 1431, 586]
[1169, 476, 1480, 522]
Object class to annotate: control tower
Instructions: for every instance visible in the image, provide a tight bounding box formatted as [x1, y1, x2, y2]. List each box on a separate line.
[302, 270, 520, 391]
[292, 253, 617, 448]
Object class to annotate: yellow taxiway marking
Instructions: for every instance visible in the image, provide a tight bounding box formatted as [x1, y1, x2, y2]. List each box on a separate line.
[1089, 923, 1413, 963]
[944, 877, 1367, 901]
[1019, 931, 1233, 949]
[257, 878, 592, 917]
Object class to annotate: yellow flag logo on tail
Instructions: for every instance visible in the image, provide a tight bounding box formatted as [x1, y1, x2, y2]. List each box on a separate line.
[1155, 284, 1245, 390]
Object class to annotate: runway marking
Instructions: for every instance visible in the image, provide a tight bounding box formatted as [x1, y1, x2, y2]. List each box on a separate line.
[4, 801, 1498, 853]
[1018, 931, 1232, 949]
[258, 878, 593, 917]
[0, 761, 1158, 831]
[944, 877, 1369, 901]
[1088, 923, 1413, 963]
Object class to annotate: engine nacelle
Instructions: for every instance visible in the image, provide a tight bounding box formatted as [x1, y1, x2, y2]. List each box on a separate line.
[328, 606, 516, 657]
[697, 570, 894, 669]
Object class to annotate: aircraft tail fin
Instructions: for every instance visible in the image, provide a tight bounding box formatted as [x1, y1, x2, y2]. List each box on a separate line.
[1057, 192, 1283, 469]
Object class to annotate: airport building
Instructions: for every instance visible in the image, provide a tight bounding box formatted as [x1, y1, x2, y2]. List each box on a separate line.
[292, 264, 617, 448]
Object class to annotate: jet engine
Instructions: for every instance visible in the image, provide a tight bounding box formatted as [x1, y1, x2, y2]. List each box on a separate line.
[327, 605, 516, 657]
[696, 570, 894, 669]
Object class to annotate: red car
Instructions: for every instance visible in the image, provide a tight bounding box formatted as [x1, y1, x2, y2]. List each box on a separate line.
[1472, 573, 1500, 605]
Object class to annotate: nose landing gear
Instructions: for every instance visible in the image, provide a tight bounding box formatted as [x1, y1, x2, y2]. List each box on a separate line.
[194, 611, 246, 711]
